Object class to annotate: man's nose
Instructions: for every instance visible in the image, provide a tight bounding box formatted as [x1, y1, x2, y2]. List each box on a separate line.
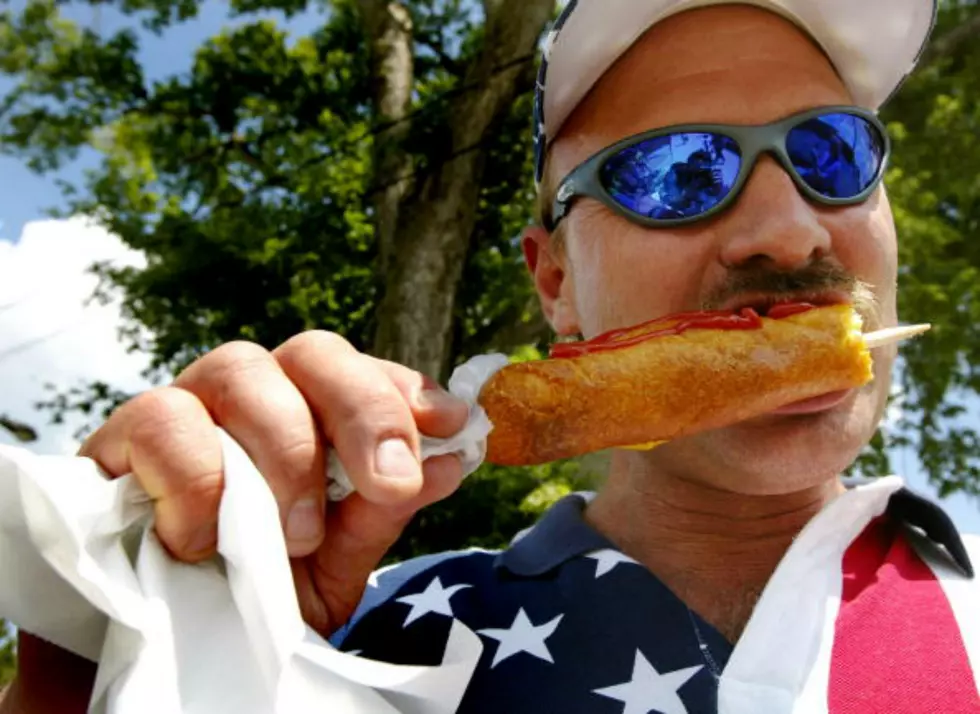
[717, 156, 832, 270]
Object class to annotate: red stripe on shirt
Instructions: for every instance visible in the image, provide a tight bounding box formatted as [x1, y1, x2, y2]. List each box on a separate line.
[829, 515, 979, 713]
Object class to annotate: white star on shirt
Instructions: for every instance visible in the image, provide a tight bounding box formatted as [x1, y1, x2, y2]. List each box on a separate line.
[593, 649, 702, 714]
[395, 577, 471, 627]
[585, 548, 640, 578]
[477, 608, 564, 668]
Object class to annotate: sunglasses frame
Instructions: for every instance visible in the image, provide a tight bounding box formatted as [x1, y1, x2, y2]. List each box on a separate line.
[546, 105, 892, 231]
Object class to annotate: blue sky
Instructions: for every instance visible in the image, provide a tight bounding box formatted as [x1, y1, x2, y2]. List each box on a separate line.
[1, 0, 325, 242]
[0, 1, 978, 534]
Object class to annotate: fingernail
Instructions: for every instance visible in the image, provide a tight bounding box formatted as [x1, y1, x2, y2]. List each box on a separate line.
[186, 523, 217, 557]
[286, 497, 324, 543]
[375, 438, 419, 480]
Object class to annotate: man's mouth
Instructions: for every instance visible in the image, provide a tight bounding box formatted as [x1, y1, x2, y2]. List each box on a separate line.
[768, 389, 854, 416]
[717, 290, 851, 317]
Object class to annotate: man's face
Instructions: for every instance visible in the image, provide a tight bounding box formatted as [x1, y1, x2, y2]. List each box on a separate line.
[526, 5, 899, 495]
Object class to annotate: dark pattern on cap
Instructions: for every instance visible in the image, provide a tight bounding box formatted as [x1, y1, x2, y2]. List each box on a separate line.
[533, 0, 579, 186]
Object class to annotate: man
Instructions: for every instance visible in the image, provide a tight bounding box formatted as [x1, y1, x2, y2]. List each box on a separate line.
[3, 1, 978, 712]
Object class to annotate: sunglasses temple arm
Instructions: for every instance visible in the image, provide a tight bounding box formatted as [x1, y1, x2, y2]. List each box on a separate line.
[549, 203, 567, 231]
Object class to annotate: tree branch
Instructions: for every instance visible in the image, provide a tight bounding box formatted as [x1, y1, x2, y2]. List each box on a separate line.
[450, 0, 554, 151]
[356, 1, 414, 119]
[479, 0, 506, 22]
[0, 415, 38, 443]
[414, 29, 463, 76]
[918, 12, 980, 68]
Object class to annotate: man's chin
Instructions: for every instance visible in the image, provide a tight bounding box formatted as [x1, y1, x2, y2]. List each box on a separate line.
[677, 388, 879, 496]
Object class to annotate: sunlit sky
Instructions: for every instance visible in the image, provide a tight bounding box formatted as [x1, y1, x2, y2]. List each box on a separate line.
[0, 1, 977, 534]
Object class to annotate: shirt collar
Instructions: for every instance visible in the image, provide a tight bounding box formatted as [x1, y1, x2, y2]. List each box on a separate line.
[887, 486, 974, 577]
[494, 492, 611, 576]
[495, 483, 974, 579]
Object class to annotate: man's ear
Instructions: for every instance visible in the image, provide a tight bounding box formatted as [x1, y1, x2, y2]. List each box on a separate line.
[522, 225, 581, 337]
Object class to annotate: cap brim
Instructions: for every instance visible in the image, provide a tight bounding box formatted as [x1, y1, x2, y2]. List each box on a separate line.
[540, 0, 936, 154]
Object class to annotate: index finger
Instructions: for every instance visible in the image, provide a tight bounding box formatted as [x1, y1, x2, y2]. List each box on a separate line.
[366, 356, 470, 439]
[273, 332, 425, 507]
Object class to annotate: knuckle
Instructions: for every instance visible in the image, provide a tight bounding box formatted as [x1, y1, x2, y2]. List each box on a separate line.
[123, 388, 220, 493]
[206, 340, 271, 367]
[170, 465, 224, 504]
[336, 382, 410, 434]
[124, 387, 202, 441]
[275, 330, 353, 368]
[272, 435, 321, 487]
[181, 341, 277, 419]
[359, 381, 407, 414]
[196, 341, 274, 384]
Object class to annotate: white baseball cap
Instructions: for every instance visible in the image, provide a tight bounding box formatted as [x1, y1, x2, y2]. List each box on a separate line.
[532, 0, 938, 184]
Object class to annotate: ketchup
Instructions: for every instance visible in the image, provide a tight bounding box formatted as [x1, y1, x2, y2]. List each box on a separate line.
[549, 302, 818, 359]
[765, 302, 815, 319]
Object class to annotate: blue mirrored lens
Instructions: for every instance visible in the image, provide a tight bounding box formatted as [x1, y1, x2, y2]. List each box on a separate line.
[786, 113, 884, 198]
[600, 133, 741, 220]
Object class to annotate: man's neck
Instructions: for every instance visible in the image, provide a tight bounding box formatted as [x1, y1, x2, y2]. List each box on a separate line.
[584, 454, 846, 644]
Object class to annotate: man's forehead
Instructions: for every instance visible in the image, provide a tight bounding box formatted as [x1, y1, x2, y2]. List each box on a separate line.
[576, 17, 837, 117]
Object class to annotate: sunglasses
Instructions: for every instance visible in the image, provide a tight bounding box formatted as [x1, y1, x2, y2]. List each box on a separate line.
[545, 106, 891, 231]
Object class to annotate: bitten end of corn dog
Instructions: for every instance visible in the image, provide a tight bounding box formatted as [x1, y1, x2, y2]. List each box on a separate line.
[479, 303, 928, 466]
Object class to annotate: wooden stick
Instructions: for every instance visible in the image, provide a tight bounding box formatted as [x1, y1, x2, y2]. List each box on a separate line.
[863, 323, 931, 349]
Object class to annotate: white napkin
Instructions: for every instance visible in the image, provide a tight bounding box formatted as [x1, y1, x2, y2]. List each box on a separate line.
[327, 354, 510, 501]
[0, 430, 484, 713]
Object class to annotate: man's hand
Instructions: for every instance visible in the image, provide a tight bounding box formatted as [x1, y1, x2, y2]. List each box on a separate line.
[86, 331, 469, 631]
[8, 331, 470, 712]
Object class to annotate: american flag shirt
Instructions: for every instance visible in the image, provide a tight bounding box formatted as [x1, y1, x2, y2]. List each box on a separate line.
[332, 476, 980, 713]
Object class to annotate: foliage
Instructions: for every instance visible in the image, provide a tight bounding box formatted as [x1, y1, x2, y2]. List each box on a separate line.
[387, 456, 606, 564]
[865, 0, 980, 496]
[0, 620, 15, 688]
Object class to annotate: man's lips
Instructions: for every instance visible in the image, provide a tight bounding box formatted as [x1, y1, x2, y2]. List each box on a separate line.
[718, 290, 851, 316]
[769, 389, 853, 416]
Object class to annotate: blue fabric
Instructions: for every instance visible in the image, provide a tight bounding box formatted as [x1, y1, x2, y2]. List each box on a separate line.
[336, 493, 733, 713]
[328, 547, 498, 648]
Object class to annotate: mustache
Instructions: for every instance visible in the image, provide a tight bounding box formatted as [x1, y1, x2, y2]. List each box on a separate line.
[701, 262, 881, 329]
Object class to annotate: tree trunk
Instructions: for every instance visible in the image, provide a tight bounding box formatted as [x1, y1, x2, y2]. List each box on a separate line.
[356, 0, 415, 277]
[367, 0, 556, 380]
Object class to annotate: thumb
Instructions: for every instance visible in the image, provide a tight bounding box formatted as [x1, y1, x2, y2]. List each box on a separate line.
[292, 452, 463, 635]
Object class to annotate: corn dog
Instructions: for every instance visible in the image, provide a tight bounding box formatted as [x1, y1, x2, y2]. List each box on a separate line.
[479, 303, 923, 466]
